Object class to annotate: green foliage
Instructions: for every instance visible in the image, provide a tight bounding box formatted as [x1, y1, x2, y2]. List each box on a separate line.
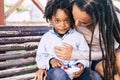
[115, 0, 120, 1]
[5, 3, 12, 11]
[16, 5, 29, 13]
[5, 3, 29, 13]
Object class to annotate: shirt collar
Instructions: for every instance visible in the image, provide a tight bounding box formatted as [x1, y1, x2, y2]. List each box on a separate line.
[49, 28, 75, 38]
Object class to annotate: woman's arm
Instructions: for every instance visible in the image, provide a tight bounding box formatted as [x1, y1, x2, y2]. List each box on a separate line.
[54, 43, 103, 60]
[71, 49, 103, 60]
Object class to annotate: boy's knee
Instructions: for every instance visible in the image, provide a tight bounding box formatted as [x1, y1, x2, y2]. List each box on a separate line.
[47, 68, 70, 80]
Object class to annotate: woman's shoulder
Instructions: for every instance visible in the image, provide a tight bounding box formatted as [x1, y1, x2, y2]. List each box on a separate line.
[72, 29, 84, 36]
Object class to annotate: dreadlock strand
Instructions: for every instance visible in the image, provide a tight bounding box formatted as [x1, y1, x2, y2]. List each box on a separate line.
[96, 1, 109, 79]
[104, 0, 116, 79]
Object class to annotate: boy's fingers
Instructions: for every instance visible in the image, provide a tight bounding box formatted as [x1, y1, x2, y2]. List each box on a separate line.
[34, 75, 37, 80]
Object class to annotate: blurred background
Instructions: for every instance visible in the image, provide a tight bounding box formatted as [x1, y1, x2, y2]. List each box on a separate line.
[0, 0, 48, 26]
[0, 0, 120, 26]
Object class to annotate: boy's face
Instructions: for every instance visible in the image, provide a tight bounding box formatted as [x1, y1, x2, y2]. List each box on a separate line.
[50, 9, 71, 34]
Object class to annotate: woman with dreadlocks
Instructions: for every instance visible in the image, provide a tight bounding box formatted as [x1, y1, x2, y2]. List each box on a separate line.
[54, 0, 120, 80]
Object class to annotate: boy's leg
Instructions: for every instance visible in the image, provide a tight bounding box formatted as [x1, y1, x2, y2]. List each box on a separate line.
[73, 68, 92, 80]
[47, 67, 71, 80]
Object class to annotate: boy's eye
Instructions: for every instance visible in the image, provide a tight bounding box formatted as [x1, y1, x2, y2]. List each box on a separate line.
[64, 20, 71, 23]
[53, 19, 71, 24]
[54, 19, 60, 23]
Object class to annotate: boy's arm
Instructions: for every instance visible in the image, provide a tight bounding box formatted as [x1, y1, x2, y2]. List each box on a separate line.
[35, 35, 54, 70]
[34, 69, 47, 80]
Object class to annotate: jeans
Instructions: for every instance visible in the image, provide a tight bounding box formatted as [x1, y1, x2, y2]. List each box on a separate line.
[47, 67, 92, 80]
[47, 67, 71, 80]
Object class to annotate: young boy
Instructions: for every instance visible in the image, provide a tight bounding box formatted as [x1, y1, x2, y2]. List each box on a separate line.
[35, 0, 91, 80]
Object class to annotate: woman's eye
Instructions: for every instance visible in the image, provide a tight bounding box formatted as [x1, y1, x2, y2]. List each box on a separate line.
[81, 22, 87, 25]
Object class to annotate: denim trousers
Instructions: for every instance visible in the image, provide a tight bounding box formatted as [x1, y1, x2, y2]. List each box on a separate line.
[47, 67, 94, 80]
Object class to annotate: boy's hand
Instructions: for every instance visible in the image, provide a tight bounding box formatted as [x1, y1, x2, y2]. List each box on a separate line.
[73, 63, 84, 78]
[34, 69, 47, 80]
[50, 58, 64, 68]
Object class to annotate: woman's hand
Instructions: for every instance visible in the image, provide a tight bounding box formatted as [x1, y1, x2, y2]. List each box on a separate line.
[50, 58, 64, 68]
[54, 42, 73, 60]
[73, 63, 84, 78]
[34, 69, 47, 80]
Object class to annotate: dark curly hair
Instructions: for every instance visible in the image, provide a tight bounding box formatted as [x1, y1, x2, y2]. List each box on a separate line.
[44, 0, 74, 28]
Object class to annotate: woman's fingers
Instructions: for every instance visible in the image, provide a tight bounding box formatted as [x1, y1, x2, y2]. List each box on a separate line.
[54, 46, 66, 58]
[62, 42, 72, 48]
[55, 46, 65, 51]
[54, 47, 70, 60]
[54, 43, 73, 60]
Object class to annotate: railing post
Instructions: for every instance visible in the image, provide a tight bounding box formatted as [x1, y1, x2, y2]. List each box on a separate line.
[0, 0, 5, 25]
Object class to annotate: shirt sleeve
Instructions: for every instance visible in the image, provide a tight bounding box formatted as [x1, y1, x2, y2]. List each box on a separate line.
[35, 34, 54, 70]
[71, 49, 103, 60]
[72, 40, 119, 61]
[72, 32, 103, 61]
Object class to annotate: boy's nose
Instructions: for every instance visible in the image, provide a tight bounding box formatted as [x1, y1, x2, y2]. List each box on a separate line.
[60, 21, 65, 26]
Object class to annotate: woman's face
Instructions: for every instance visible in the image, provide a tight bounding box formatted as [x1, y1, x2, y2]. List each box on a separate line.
[50, 9, 71, 34]
[72, 4, 93, 27]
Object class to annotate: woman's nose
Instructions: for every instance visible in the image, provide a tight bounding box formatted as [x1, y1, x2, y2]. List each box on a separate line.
[75, 20, 81, 26]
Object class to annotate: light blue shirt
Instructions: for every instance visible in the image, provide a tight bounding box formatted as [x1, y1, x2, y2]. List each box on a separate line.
[36, 28, 89, 70]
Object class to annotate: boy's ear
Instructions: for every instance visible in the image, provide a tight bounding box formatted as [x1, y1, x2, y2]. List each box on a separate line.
[49, 20, 53, 24]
